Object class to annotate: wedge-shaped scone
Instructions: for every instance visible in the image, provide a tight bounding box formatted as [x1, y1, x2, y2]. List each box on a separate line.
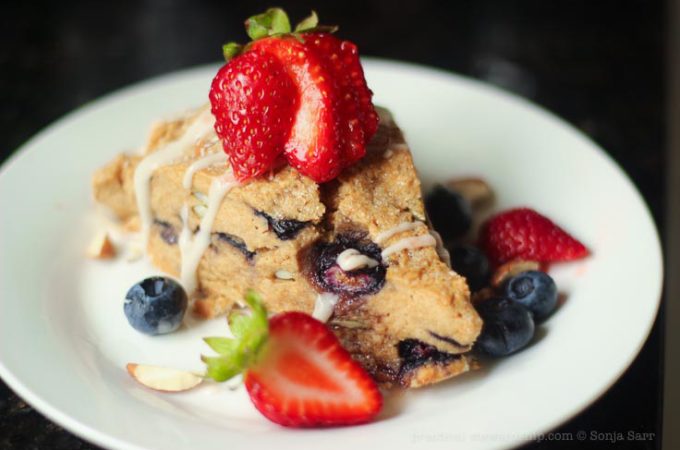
[93, 106, 482, 387]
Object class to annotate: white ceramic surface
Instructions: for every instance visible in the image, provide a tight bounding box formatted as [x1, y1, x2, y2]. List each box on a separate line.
[0, 59, 663, 450]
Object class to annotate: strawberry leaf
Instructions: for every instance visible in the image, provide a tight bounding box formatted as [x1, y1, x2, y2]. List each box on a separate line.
[224, 9, 337, 60]
[244, 289, 268, 329]
[245, 20, 268, 40]
[202, 355, 243, 382]
[201, 290, 269, 383]
[222, 42, 243, 61]
[245, 8, 291, 40]
[294, 11, 319, 32]
[228, 291, 268, 356]
[269, 8, 292, 35]
[228, 314, 252, 340]
[309, 25, 340, 34]
[203, 337, 237, 355]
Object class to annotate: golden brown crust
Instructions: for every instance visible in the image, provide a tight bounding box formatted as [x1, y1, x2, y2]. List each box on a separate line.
[92, 154, 139, 219]
[403, 356, 472, 388]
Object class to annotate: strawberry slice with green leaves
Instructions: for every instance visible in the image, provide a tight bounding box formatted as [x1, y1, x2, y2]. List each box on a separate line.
[202, 291, 383, 427]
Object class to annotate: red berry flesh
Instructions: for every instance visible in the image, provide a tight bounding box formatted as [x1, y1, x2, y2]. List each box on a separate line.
[209, 50, 298, 181]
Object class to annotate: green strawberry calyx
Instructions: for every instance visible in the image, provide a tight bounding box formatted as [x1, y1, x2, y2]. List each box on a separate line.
[222, 8, 339, 61]
[201, 290, 269, 382]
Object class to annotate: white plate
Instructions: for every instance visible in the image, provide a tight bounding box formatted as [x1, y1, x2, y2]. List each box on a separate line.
[0, 59, 663, 450]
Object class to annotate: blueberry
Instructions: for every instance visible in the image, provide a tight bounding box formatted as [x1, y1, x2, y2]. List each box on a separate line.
[503, 270, 558, 322]
[311, 233, 386, 298]
[154, 220, 178, 245]
[124, 277, 188, 335]
[448, 244, 491, 292]
[254, 210, 309, 240]
[474, 297, 535, 356]
[397, 339, 460, 371]
[425, 185, 472, 241]
[216, 232, 256, 261]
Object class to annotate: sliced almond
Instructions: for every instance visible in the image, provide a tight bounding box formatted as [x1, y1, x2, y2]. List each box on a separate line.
[312, 293, 339, 323]
[274, 269, 295, 280]
[446, 177, 495, 209]
[491, 260, 541, 288]
[126, 363, 203, 392]
[86, 232, 116, 259]
[123, 216, 141, 233]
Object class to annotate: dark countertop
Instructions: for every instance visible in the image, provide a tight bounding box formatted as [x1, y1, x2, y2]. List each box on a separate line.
[0, 0, 665, 448]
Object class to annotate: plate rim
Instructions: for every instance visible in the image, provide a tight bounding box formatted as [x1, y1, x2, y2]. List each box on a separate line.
[0, 57, 664, 450]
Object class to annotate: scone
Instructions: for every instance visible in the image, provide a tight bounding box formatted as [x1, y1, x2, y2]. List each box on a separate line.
[93, 105, 482, 387]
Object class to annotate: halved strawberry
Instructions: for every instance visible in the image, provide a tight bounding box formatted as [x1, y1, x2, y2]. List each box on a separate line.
[303, 33, 378, 166]
[210, 9, 378, 183]
[250, 36, 343, 183]
[245, 312, 382, 427]
[479, 207, 590, 266]
[209, 50, 297, 181]
[202, 291, 382, 427]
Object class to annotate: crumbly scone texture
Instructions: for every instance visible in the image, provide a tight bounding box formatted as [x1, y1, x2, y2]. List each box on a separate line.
[92, 106, 482, 387]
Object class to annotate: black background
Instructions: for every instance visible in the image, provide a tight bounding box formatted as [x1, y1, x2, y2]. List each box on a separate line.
[0, 0, 664, 449]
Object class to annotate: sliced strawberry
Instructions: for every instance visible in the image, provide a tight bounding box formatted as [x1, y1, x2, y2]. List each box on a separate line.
[209, 50, 297, 181]
[303, 33, 378, 165]
[307, 34, 378, 143]
[202, 291, 382, 428]
[250, 36, 342, 183]
[245, 312, 382, 427]
[479, 207, 590, 266]
[209, 9, 379, 183]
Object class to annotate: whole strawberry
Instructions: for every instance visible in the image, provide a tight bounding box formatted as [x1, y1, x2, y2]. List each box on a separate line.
[479, 207, 589, 266]
[202, 291, 382, 427]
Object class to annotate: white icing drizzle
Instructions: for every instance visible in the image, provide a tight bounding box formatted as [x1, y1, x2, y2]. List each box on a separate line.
[182, 151, 227, 189]
[179, 172, 239, 294]
[336, 248, 379, 271]
[374, 221, 424, 244]
[429, 229, 452, 267]
[133, 109, 214, 246]
[380, 234, 437, 259]
[312, 293, 339, 323]
[198, 138, 219, 157]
